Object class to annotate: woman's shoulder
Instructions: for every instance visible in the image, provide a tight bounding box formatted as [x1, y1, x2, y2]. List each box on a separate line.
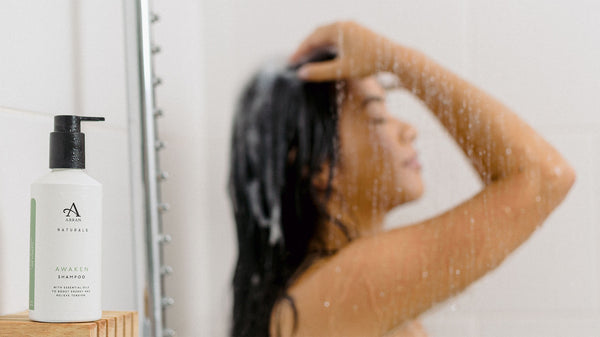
[268, 227, 427, 336]
[291, 255, 334, 288]
[269, 254, 335, 337]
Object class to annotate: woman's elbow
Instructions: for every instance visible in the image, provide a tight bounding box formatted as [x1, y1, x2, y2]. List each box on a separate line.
[562, 163, 577, 191]
[539, 160, 576, 206]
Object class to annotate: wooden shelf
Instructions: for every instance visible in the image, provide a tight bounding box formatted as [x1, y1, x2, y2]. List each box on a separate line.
[0, 310, 138, 337]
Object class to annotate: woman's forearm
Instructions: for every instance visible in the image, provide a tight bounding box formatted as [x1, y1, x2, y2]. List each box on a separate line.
[389, 44, 574, 190]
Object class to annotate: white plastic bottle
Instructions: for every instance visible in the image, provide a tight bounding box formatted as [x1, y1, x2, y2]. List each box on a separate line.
[29, 115, 105, 322]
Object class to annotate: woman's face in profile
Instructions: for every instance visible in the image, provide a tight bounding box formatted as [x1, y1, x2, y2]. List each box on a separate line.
[335, 76, 424, 209]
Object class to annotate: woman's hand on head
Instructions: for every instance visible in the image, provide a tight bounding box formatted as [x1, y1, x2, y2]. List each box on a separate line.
[288, 20, 398, 82]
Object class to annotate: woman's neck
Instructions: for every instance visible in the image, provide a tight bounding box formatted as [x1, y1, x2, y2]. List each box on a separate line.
[311, 194, 386, 253]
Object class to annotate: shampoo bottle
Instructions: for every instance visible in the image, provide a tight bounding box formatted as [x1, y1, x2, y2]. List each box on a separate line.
[29, 115, 105, 322]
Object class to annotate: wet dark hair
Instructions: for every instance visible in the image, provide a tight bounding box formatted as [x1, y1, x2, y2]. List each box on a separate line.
[228, 50, 350, 337]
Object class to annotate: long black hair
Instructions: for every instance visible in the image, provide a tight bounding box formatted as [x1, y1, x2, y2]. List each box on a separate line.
[228, 50, 350, 337]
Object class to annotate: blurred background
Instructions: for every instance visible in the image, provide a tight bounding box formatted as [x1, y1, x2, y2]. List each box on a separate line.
[1, 0, 599, 336]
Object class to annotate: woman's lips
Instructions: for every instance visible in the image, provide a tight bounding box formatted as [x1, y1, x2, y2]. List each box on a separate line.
[404, 156, 422, 170]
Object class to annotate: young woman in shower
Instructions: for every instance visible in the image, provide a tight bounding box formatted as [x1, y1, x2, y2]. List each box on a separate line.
[228, 21, 575, 337]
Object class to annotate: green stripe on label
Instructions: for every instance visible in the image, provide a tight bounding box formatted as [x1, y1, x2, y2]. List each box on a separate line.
[29, 198, 36, 310]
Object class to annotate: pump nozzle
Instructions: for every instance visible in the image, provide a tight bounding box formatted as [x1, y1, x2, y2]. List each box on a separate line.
[50, 115, 105, 169]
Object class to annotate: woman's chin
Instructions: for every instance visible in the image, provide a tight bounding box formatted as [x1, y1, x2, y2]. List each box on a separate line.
[392, 186, 424, 206]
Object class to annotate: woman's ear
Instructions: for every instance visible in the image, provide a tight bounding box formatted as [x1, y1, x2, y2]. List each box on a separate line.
[311, 162, 339, 192]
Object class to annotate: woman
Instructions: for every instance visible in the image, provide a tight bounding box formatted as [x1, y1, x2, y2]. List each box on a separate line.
[228, 21, 575, 337]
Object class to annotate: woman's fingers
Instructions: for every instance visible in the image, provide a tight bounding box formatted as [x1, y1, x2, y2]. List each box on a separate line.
[288, 24, 338, 65]
[297, 60, 341, 82]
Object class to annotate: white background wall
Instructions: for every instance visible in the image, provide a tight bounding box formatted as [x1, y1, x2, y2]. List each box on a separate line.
[154, 0, 600, 336]
[0, 0, 137, 317]
[1, 0, 599, 337]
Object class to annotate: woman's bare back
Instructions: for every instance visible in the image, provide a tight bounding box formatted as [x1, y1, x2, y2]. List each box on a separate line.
[270, 254, 429, 337]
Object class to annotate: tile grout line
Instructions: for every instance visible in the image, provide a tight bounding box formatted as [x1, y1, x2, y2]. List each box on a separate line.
[0, 106, 129, 133]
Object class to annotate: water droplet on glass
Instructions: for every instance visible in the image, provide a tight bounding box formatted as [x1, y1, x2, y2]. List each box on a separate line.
[554, 166, 562, 176]
[324, 301, 330, 308]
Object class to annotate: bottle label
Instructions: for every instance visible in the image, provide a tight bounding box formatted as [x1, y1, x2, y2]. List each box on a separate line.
[30, 184, 101, 316]
[29, 198, 36, 310]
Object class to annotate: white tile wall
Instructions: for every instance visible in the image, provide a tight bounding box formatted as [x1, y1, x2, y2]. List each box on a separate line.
[467, 0, 600, 128]
[420, 312, 478, 337]
[0, 1, 76, 115]
[76, 0, 129, 129]
[478, 312, 600, 337]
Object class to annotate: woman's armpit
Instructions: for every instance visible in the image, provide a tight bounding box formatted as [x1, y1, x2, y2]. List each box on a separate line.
[383, 319, 429, 337]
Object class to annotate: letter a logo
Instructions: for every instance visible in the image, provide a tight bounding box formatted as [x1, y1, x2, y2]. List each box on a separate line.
[63, 202, 81, 217]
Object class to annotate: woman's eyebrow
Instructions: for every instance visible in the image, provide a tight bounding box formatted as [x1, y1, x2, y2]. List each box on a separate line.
[361, 95, 385, 108]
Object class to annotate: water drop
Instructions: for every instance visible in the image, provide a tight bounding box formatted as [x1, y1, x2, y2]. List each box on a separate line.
[324, 301, 330, 308]
[554, 166, 562, 176]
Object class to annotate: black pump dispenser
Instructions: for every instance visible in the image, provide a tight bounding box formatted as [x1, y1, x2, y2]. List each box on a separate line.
[49, 115, 105, 169]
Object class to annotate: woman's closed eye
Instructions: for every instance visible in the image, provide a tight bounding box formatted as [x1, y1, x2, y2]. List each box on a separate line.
[362, 95, 388, 123]
[370, 116, 388, 125]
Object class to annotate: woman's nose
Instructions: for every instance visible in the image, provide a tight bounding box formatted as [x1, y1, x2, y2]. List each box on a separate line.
[400, 122, 417, 143]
